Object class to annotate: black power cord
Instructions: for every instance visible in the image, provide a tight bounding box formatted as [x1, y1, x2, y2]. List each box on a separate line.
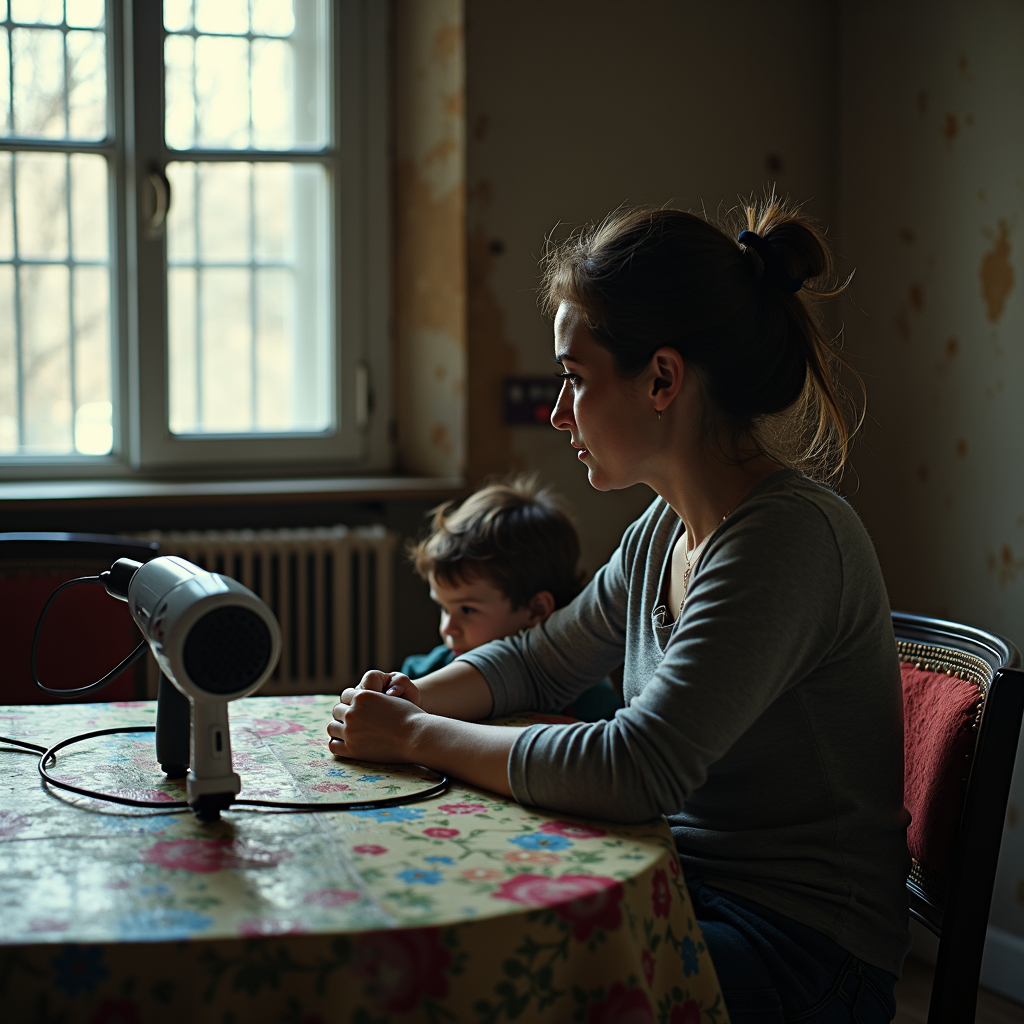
[31, 575, 148, 698]
[7, 569, 451, 815]
[32, 726, 448, 812]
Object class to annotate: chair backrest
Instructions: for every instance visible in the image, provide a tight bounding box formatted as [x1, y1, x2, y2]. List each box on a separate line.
[893, 611, 1024, 1024]
[0, 533, 159, 705]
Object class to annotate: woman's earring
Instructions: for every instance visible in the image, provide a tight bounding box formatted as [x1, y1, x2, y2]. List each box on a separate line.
[656, 410, 661, 421]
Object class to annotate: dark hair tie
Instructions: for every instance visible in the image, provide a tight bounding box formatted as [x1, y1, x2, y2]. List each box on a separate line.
[737, 230, 804, 293]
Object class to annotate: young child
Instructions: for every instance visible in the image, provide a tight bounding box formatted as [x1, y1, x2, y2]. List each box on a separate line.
[401, 476, 622, 722]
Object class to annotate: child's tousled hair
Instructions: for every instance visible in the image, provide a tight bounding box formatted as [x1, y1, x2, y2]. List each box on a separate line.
[408, 475, 584, 610]
[539, 193, 863, 483]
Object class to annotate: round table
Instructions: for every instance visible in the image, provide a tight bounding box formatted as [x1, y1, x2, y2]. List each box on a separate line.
[0, 695, 727, 1022]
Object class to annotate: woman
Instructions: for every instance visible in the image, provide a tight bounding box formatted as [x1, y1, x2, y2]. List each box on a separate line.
[327, 199, 910, 1023]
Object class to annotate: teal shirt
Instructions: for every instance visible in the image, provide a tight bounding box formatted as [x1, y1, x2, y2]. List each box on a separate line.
[401, 644, 622, 723]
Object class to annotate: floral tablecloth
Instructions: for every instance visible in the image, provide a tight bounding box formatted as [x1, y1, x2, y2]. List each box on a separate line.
[0, 696, 726, 1023]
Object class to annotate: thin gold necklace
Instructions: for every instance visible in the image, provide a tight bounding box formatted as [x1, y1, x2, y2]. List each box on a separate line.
[678, 479, 753, 615]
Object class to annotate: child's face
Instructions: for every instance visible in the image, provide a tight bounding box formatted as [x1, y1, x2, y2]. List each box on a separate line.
[428, 572, 545, 656]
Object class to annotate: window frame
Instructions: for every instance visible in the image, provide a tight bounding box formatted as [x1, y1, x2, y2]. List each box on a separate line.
[0, 0, 392, 480]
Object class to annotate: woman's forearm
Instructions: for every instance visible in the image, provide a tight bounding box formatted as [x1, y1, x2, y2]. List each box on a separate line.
[407, 714, 516, 798]
[415, 661, 495, 720]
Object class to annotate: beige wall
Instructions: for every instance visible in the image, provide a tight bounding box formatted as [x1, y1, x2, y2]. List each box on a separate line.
[465, 0, 840, 573]
[838, 0, 1024, 952]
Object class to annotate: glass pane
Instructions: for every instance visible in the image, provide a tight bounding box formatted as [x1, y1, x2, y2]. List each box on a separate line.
[10, 0, 62, 25]
[70, 152, 107, 261]
[163, 0, 192, 33]
[73, 265, 111, 454]
[0, 31, 10, 135]
[0, 265, 15, 453]
[67, 29, 107, 140]
[167, 160, 330, 435]
[21, 263, 72, 452]
[194, 36, 249, 148]
[251, 0, 294, 37]
[0, 152, 12, 259]
[194, 0, 247, 35]
[66, 0, 105, 29]
[16, 151, 67, 259]
[197, 162, 249, 261]
[164, 33, 195, 150]
[1, 150, 112, 458]
[164, 0, 329, 151]
[12, 27, 65, 138]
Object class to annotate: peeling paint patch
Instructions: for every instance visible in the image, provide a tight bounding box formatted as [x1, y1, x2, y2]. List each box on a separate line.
[942, 112, 958, 144]
[980, 219, 1014, 322]
[908, 283, 924, 312]
[989, 544, 1024, 586]
[431, 422, 453, 454]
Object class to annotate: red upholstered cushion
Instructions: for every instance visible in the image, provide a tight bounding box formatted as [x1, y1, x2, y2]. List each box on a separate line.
[902, 662, 981, 877]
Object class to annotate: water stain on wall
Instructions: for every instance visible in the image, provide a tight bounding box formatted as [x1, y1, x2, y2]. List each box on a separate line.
[936, 336, 958, 374]
[988, 543, 1024, 586]
[980, 219, 1015, 322]
[942, 112, 958, 144]
[908, 283, 924, 311]
[955, 437, 967, 458]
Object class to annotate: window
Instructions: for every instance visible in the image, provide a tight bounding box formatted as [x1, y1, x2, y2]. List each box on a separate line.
[0, 0, 390, 478]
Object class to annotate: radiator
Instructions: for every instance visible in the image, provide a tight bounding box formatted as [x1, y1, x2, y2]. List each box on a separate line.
[138, 526, 397, 696]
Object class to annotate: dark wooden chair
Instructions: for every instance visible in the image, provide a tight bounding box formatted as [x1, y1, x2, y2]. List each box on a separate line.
[0, 532, 159, 704]
[893, 611, 1024, 1024]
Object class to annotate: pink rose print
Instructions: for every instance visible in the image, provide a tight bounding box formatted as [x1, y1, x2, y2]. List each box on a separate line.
[311, 781, 351, 793]
[492, 874, 624, 939]
[352, 844, 388, 855]
[238, 919, 307, 937]
[651, 868, 671, 918]
[28, 918, 69, 932]
[437, 802, 486, 815]
[539, 819, 607, 840]
[461, 867, 502, 882]
[303, 889, 360, 908]
[89, 998, 142, 1024]
[641, 948, 656, 988]
[142, 838, 293, 873]
[112, 701, 145, 709]
[0, 811, 29, 837]
[113, 787, 178, 803]
[251, 718, 306, 737]
[669, 1000, 701, 1024]
[504, 850, 560, 866]
[352, 927, 452, 1013]
[423, 827, 459, 838]
[587, 982, 655, 1024]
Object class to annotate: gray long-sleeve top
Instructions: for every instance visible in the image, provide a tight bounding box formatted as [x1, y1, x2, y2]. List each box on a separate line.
[460, 470, 911, 976]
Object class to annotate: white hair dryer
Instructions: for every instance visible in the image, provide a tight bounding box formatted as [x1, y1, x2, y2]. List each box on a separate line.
[103, 556, 282, 821]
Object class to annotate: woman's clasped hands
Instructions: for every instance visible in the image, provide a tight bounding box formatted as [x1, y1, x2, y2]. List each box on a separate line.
[327, 671, 426, 762]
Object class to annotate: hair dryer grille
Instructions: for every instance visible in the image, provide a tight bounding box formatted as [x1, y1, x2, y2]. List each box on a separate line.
[183, 607, 273, 694]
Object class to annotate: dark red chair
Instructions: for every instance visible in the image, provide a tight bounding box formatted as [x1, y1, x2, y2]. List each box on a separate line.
[893, 612, 1024, 1024]
[0, 532, 159, 704]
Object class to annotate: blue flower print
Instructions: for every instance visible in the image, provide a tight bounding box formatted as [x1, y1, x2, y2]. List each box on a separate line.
[116, 909, 213, 941]
[326, 766, 350, 777]
[680, 935, 700, 977]
[424, 856, 455, 865]
[99, 814, 174, 835]
[350, 807, 424, 823]
[357, 774, 384, 782]
[139, 885, 170, 896]
[396, 869, 444, 885]
[51, 945, 109, 996]
[508, 832, 573, 852]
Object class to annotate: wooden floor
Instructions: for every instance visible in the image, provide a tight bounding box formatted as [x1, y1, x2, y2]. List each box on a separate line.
[895, 957, 1024, 1024]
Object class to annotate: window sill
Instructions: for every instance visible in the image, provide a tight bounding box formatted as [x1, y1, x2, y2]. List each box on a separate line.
[0, 476, 466, 509]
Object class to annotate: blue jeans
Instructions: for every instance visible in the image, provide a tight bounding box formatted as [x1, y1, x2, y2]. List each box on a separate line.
[687, 880, 897, 1024]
